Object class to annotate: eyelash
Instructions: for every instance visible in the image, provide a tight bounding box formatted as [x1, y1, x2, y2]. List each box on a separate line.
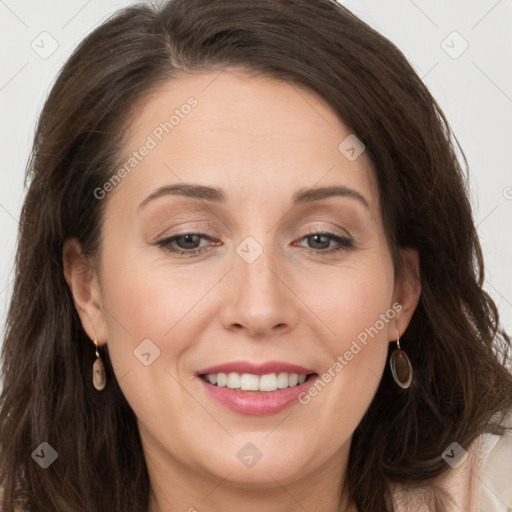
[156, 229, 354, 257]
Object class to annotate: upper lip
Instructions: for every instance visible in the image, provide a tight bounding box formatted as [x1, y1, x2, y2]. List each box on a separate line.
[196, 360, 317, 376]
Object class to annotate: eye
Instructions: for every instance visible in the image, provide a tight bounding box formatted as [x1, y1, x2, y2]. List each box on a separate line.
[295, 231, 354, 254]
[156, 233, 217, 257]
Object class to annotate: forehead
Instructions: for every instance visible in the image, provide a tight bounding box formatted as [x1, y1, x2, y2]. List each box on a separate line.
[109, 69, 379, 216]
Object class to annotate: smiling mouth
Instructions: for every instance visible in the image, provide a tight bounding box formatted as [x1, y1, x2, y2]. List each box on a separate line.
[199, 372, 318, 392]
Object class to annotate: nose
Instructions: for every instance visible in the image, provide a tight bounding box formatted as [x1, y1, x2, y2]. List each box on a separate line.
[219, 240, 299, 337]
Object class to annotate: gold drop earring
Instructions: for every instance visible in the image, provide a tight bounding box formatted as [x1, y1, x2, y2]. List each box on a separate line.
[389, 327, 413, 389]
[92, 337, 107, 391]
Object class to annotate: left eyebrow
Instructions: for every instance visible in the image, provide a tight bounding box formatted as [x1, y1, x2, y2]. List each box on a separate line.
[292, 185, 370, 211]
[137, 183, 370, 211]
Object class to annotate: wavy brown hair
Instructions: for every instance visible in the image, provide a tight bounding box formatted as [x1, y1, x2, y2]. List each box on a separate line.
[1, 0, 511, 511]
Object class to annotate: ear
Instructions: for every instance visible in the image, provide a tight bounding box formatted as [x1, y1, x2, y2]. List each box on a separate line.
[62, 238, 108, 346]
[389, 247, 421, 340]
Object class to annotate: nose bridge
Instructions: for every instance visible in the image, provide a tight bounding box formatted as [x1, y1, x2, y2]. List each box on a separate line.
[238, 238, 278, 295]
[220, 233, 297, 335]
[235, 234, 284, 308]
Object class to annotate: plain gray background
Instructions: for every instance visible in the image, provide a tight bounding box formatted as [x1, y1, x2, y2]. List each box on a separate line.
[1, 0, 511, 351]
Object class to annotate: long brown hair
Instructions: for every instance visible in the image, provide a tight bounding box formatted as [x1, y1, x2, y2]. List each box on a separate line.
[1, 1, 511, 510]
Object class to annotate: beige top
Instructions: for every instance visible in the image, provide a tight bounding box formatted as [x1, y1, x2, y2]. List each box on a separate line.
[391, 409, 512, 511]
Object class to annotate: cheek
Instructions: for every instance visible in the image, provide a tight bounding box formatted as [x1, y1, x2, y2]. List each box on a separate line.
[98, 254, 201, 429]
[101, 239, 204, 336]
[97, 244, 208, 387]
[302, 255, 394, 418]
[306, 255, 394, 348]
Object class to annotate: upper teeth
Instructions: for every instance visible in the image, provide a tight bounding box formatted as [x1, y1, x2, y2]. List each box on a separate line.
[204, 372, 308, 391]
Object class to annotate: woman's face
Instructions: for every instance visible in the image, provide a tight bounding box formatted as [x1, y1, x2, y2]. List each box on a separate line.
[65, 70, 420, 502]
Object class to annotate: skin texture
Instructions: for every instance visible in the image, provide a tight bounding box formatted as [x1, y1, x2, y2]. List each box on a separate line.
[63, 70, 421, 512]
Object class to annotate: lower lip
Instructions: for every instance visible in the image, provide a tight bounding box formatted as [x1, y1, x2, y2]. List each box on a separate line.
[197, 375, 319, 416]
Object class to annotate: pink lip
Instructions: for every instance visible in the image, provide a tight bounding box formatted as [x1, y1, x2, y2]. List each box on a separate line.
[196, 360, 316, 376]
[197, 374, 320, 416]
